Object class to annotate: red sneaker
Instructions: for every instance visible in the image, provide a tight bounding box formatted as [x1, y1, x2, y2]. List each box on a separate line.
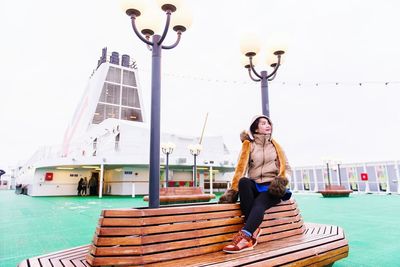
[223, 231, 255, 253]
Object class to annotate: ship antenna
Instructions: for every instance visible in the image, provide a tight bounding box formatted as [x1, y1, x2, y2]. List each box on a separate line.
[198, 112, 209, 145]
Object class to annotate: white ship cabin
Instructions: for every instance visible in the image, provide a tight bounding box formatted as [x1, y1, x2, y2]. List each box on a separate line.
[15, 48, 235, 197]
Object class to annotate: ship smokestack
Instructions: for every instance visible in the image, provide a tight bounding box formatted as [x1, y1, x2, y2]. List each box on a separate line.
[121, 54, 130, 67]
[110, 51, 120, 65]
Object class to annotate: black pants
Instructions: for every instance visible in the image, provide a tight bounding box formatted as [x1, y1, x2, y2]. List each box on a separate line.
[239, 177, 281, 234]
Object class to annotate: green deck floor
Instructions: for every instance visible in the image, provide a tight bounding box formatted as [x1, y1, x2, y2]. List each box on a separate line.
[1, 190, 399, 267]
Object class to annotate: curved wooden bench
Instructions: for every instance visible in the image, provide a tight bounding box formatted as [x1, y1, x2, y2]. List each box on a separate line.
[86, 199, 347, 266]
[19, 223, 347, 267]
[318, 185, 353, 197]
[143, 187, 215, 204]
[19, 199, 349, 267]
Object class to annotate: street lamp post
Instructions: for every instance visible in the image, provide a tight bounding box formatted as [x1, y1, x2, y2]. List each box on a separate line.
[325, 161, 331, 187]
[205, 160, 214, 194]
[122, 0, 191, 208]
[209, 160, 214, 194]
[240, 35, 286, 117]
[336, 161, 342, 186]
[161, 142, 175, 187]
[189, 144, 202, 187]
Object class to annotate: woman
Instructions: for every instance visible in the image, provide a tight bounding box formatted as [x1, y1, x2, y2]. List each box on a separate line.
[77, 178, 84, 196]
[82, 177, 88, 196]
[219, 115, 292, 253]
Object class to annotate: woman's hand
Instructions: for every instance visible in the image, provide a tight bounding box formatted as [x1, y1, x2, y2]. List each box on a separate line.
[269, 177, 289, 198]
[218, 189, 239, 204]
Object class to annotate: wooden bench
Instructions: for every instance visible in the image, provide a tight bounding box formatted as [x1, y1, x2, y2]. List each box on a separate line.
[318, 185, 353, 197]
[87, 198, 348, 266]
[19, 199, 349, 267]
[143, 187, 216, 204]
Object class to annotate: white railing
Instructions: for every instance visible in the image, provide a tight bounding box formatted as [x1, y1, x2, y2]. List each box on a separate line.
[21, 140, 237, 169]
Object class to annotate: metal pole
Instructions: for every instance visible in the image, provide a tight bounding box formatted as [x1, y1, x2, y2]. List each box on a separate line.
[260, 71, 270, 117]
[384, 163, 390, 194]
[395, 161, 400, 194]
[210, 165, 213, 194]
[326, 162, 331, 187]
[99, 164, 104, 198]
[337, 163, 342, 186]
[313, 166, 318, 192]
[193, 154, 197, 187]
[292, 167, 298, 191]
[363, 163, 370, 193]
[166, 152, 169, 187]
[148, 35, 162, 208]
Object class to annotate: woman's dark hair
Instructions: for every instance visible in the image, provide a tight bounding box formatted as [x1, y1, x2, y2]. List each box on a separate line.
[250, 118, 261, 135]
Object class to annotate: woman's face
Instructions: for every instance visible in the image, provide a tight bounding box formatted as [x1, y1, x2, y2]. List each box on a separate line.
[257, 118, 272, 135]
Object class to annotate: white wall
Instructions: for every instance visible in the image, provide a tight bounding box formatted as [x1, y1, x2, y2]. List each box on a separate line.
[103, 167, 149, 195]
[172, 171, 192, 181]
[30, 168, 94, 196]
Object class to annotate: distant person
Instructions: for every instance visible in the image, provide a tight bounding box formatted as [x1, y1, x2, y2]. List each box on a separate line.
[219, 115, 292, 253]
[82, 177, 88, 196]
[77, 178, 84, 196]
[89, 176, 98, 195]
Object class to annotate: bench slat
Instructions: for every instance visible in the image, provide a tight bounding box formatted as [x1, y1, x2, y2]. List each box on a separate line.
[89, 223, 306, 266]
[96, 210, 300, 238]
[57, 249, 89, 267]
[102, 199, 295, 217]
[95, 224, 243, 246]
[18, 260, 29, 267]
[102, 203, 237, 217]
[100, 205, 298, 227]
[94, 214, 303, 246]
[27, 258, 41, 267]
[93, 223, 305, 257]
[19, 245, 90, 267]
[92, 233, 232, 257]
[261, 214, 302, 228]
[279, 246, 348, 267]
[161, 187, 204, 195]
[143, 194, 216, 203]
[258, 224, 305, 243]
[240, 242, 349, 267]
[42, 246, 90, 267]
[68, 257, 90, 267]
[97, 216, 244, 236]
[100, 209, 242, 226]
[145, 224, 347, 267]
[90, 241, 229, 266]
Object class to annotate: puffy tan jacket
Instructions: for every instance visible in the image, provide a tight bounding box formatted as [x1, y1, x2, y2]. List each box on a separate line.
[230, 132, 291, 191]
[248, 134, 280, 183]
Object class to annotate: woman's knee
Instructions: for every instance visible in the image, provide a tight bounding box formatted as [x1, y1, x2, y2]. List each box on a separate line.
[239, 177, 252, 189]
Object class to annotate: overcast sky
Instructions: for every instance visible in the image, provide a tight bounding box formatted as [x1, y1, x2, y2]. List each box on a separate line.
[1, 0, 399, 172]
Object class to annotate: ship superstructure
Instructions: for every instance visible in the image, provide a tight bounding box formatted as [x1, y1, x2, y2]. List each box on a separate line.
[15, 48, 235, 196]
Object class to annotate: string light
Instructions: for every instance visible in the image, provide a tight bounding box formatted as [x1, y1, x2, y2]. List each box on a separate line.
[137, 69, 398, 87]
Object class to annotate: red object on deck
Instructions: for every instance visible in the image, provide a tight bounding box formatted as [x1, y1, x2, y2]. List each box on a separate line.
[45, 172, 53, 181]
[361, 173, 368, 181]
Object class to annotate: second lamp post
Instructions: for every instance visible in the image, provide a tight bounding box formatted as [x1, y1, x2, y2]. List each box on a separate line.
[240, 35, 286, 117]
[189, 144, 202, 187]
[161, 142, 175, 187]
